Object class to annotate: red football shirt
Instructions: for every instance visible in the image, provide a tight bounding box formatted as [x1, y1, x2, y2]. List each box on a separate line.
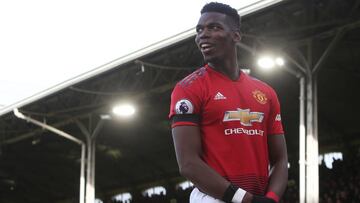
[169, 64, 284, 195]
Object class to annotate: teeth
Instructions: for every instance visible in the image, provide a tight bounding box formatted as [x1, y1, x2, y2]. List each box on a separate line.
[201, 43, 211, 48]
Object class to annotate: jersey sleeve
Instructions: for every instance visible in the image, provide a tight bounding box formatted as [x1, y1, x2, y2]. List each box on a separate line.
[267, 88, 284, 135]
[169, 81, 204, 128]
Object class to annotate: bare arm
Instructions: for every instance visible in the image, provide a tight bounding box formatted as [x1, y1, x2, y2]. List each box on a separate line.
[172, 125, 253, 202]
[267, 134, 288, 199]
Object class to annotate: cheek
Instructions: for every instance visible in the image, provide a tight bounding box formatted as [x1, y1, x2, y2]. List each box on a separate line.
[214, 33, 231, 43]
[195, 35, 200, 45]
[218, 35, 233, 48]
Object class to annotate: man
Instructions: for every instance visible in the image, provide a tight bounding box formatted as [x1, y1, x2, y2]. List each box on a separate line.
[169, 2, 288, 203]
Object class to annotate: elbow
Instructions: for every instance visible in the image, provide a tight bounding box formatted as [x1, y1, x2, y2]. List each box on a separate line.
[271, 154, 288, 168]
[270, 157, 288, 173]
[278, 159, 288, 172]
[178, 161, 198, 179]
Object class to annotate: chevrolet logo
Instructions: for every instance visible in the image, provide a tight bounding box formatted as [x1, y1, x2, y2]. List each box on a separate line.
[223, 108, 264, 126]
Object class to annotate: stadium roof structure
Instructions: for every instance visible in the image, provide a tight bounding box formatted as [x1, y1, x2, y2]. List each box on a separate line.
[1, 0, 360, 202]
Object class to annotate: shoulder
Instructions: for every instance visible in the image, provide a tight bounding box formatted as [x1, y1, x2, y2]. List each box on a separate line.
[177, 66, 208, 88]
[245, 74, 278, 98]
[169, 66, 209, 117]
[171, 66, 209, 103]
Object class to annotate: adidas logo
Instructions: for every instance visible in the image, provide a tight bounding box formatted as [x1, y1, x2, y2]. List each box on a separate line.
[214, 92, 226, 100]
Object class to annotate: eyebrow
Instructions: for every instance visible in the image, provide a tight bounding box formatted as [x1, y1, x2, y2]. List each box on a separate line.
[208, 22, 223, 27]
[196, 22, 223, 28]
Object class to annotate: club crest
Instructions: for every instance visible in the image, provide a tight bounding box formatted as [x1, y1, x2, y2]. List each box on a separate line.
[252, 90, 267, 104]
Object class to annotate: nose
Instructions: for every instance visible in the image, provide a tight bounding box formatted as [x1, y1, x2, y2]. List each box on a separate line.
[195, 28, 210, 44]
[198, 28, 210, 39]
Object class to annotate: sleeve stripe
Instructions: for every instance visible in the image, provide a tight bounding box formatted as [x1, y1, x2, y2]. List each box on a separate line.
[171, 122, 198, 128]
[171, 114, 200, 126]
[268, 133, 284, 136]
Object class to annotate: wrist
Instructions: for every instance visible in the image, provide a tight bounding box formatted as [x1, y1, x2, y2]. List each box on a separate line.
[251, 195, 276, 203]
[265, 191, 279, 203]
[221, 184, 246, 203]
[241, 192, 253, 203]
[232, 188, 247, 203]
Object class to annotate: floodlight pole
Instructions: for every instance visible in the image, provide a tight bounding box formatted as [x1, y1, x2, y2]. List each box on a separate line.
[253, 26, 345, 202]
[275, 49, 316, 203]
[298, 28, 345, 202]
[275, 67, 307, 203]
[76, 118, 105, 203]
[279, 69, 309, 203]
[284, 53, 316, 203]
[13, 109, 86, 203]
[238, 42, 311, 202]
[305, 41, 319, 203]
[287, 48, 319, 203]
[305, 25, 346, 201]
[298, 76, 306, 203]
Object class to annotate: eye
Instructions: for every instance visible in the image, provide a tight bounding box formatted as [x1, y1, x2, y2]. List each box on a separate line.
[210, 25, 221, 31]
[196, 27, 203, 33]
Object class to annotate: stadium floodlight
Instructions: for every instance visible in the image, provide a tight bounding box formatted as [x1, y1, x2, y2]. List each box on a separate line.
[275, 57, 285, 66]
[112, 104, 135, 117]
[257, 55, 285, 70]
[257, 56, 275, 70]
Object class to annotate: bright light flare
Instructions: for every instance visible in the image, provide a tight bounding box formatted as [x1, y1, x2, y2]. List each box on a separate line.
[257, 56, 275, 70]
[112, 104, 135, 117]
[275, 57, 285, 66]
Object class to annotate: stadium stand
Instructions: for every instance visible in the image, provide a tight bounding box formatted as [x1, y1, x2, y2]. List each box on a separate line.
[109, 150, 360, 203]
[1, 1, 360, 202]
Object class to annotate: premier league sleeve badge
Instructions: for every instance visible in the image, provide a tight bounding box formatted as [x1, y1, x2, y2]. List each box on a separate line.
[175, 99, 194, 114]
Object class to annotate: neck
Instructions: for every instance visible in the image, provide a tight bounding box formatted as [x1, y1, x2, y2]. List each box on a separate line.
[209, 59, 240, 81]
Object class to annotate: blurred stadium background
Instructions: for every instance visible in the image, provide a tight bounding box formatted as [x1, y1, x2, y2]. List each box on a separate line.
[1, 0, 360, 202]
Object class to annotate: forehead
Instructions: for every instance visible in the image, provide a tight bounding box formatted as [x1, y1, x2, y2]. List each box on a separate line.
[197, 12, 228, 26]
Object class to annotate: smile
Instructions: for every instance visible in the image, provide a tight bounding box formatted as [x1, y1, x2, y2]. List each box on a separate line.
[200, 43, 214, 53]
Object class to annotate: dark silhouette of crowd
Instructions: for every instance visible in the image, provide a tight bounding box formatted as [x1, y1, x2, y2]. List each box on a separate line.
[111, 187, 192, 203]
[319, 153, 360, 203]
[111, 150, 360, 203]
[279, 150, 360, 203]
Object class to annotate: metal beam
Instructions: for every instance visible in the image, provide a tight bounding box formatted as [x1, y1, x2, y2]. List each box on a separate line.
[282, 53, 307, 74]
[312, 29, 345, 74]
[13, 109, 86, 203]
[3, 82, 177, 146]
[76, 119, 91, 138]
[237, 41, 307, 76]
[265, 20, 346, 37]
[288, 20, 360, 49]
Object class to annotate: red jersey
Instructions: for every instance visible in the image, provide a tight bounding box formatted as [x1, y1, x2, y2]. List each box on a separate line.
[169, 64, 284, 195]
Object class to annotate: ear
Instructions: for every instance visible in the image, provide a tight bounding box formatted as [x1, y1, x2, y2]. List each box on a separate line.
[232, 31, 241, 43]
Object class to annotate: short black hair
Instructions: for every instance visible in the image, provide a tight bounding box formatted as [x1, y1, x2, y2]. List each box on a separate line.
[201, 2, 241, 31]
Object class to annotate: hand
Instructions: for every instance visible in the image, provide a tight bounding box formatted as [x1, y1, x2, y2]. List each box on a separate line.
[241, 192, 253, 203]
[251, 195, 276, 203]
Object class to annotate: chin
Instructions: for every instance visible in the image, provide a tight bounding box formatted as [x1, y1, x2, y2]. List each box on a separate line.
[203, 54, 215, 63]
[203, 55, 220, 64]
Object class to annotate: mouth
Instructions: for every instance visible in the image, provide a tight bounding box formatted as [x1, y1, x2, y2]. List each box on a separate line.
[199, 43, 214, 53]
